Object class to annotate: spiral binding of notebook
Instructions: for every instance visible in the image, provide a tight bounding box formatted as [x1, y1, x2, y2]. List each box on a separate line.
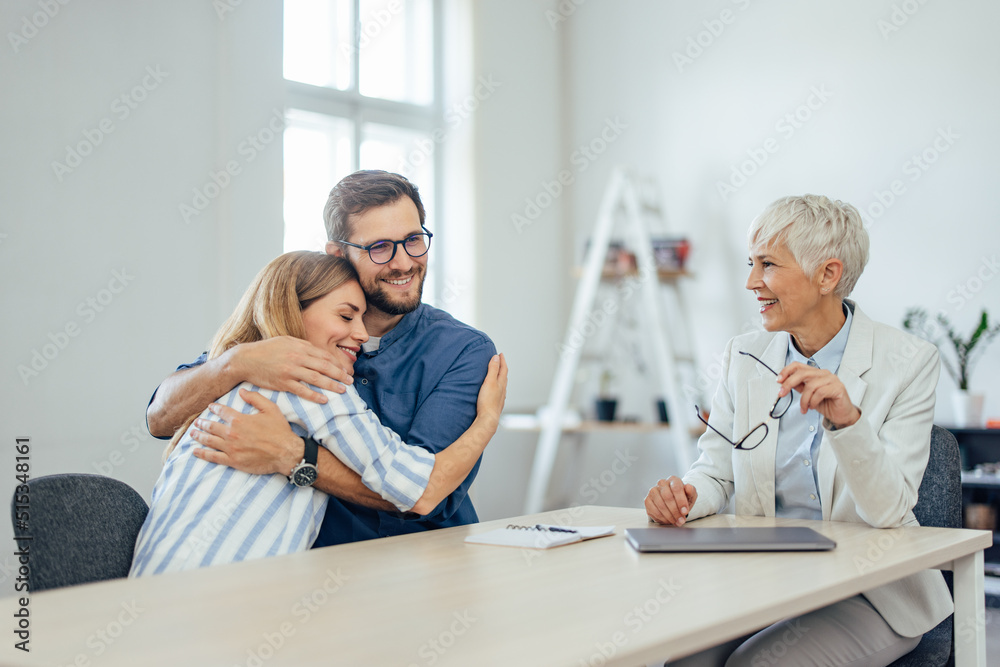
[506, 524, 579, 533]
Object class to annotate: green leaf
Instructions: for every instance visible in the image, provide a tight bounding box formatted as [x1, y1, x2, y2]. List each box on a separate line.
[967, 311, 989, 353]
[905, 307, 999, 390]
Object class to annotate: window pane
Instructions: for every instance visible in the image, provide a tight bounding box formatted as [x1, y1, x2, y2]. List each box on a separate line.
[358, 0, 434, 105]
[284, 0, 353, 90]
[284, 109, 354, 252]
[360, 123, 436, 299]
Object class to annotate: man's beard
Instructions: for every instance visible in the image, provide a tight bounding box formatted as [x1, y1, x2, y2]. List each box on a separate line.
[361, 265, 425, 316]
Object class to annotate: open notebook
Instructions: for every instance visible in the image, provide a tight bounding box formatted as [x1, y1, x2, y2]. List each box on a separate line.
[465, 524, 615, 549]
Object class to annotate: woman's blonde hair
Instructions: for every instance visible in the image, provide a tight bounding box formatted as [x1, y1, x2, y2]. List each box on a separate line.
[165, 252, 359, 458]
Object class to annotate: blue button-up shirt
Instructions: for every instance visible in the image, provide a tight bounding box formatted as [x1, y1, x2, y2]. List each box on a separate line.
[314, 303, 495, 545]
[774, 303, 853, 519]
[152, 302, 496, 546]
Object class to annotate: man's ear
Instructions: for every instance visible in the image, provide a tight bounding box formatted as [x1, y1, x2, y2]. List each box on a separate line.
[326, 241, 343, 257]
[819, 258, 843, 293]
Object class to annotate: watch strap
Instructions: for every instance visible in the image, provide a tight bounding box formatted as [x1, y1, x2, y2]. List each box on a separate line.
[303, 437, 319, 466]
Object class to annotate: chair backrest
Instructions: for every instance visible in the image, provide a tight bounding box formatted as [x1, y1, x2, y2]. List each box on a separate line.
[912, 425, 962, 530]
[11, 473, 149, 592]
[888, 425, 961, 667]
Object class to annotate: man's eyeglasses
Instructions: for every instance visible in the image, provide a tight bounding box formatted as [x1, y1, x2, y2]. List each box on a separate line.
[338, 227, 433, 265]
[694, 351, 793, 451]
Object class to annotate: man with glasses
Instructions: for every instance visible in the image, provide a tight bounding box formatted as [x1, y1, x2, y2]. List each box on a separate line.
[146, 170, 497, 546]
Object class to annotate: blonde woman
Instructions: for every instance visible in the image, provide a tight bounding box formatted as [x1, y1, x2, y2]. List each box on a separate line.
[130, 252, 506, 576]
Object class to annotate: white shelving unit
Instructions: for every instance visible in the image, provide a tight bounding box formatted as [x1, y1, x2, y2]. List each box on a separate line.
[522, 168, 700, 514]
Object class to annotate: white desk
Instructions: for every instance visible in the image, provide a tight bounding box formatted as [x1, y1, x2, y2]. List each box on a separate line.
[7, 506, 990, 666]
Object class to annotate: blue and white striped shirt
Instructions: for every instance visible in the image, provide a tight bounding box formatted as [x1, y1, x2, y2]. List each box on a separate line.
[129, 382, 435, 577]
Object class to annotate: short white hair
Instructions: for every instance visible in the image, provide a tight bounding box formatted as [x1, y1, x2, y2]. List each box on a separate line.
[747, 194, 870, 297]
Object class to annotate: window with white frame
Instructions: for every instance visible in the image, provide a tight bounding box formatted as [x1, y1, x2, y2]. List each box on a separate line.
[282, 0, 442, 301]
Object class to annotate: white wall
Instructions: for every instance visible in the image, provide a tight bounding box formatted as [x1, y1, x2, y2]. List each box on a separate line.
[0, 1, 284, 596]
[471, 0, 1000, 521]
[468, 0, 566, 517]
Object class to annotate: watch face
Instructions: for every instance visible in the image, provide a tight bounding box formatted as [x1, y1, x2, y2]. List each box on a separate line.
[292, 465, 318, 487]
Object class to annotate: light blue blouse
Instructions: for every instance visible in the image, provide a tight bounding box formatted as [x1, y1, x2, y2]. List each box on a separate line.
[774, 302, 853, 519]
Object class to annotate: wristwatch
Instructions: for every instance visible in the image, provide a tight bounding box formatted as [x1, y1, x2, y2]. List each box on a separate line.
[289, 437, 319, 488]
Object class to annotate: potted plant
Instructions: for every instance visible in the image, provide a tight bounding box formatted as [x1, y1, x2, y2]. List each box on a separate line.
[902, 308, 1000, 427]
[594, 368, 618, 422]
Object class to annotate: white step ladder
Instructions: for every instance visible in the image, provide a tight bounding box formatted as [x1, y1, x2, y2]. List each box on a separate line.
[523, 168, 700, 514]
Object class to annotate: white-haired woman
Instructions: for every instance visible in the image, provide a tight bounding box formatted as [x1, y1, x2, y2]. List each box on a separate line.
[645, 195, 951, 666]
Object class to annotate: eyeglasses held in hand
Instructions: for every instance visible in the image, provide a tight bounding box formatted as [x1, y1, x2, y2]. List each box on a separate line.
[338, 227, 433, 265]
[694, 351, 793, 451]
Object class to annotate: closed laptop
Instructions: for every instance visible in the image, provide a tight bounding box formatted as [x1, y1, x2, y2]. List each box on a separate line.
[625, 526, 836, 552]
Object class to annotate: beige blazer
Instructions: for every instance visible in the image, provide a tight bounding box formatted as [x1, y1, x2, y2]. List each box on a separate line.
[683, 301, 953, 637]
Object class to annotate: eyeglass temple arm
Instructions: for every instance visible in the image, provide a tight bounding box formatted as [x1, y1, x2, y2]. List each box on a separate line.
[737, 350, 780, 376]
[694, 405, 734, 444]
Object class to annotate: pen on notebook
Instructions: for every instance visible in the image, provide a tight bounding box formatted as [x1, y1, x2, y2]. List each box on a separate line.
[536, 524, 577, 533]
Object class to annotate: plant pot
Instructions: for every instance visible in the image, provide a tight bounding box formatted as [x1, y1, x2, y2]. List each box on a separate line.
[595, 398, 618, 422]
[656, 399, 670, 424]
[951, 390, 985, 428]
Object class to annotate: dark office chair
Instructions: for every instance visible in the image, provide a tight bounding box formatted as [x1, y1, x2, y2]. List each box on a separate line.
[10, 473, 149, 592]
[889, 425, 962, 667]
